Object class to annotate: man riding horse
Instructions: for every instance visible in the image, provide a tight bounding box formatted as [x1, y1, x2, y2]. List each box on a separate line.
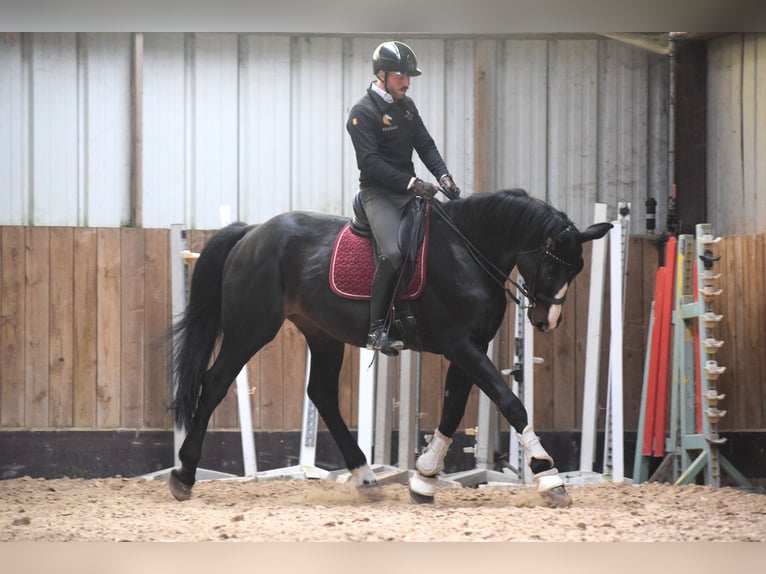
[346, 40, 461, 356]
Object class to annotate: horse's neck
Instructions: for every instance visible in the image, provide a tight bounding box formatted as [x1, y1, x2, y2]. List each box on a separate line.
[446, 201, 547, 276]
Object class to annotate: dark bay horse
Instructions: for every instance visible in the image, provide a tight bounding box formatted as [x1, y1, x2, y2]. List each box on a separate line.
[169, 189, 611, 507]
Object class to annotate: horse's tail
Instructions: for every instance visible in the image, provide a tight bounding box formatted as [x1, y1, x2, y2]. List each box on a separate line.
[171, 222, 250, 432]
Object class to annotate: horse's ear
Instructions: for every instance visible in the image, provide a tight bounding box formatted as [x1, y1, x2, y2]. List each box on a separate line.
[578, 222, 612, 243]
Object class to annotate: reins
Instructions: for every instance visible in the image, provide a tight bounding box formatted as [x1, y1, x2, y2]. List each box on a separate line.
[428, 190, 575, 309]
[427, 196, 535, 307]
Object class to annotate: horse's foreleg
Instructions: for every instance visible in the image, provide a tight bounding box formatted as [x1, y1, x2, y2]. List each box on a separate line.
[409, 363, 471, 503]
[516, 425, 571, 507]
[443, 344, 572, 507]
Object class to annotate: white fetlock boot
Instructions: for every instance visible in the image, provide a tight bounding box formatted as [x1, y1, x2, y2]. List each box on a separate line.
[409, 430, 452, 504]
[517, 425, 561, 490]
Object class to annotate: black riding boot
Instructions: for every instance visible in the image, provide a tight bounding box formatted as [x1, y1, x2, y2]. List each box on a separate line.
[367, 256, 404, 356]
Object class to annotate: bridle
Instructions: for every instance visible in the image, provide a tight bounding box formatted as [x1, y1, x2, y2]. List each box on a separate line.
[520, 244, 577, 307]
[427, 195, 578, 310]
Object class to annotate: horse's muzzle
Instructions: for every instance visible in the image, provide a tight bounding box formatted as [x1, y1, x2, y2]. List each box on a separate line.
[529, 305, 550, 332]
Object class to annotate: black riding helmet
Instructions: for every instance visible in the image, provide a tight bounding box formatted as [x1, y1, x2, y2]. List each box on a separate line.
[372, 41, 422, 77]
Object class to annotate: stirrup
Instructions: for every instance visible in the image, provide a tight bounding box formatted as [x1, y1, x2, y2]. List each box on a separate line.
[367, 325, 404, 356]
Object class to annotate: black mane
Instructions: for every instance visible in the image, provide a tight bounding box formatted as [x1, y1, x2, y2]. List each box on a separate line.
[443, 189, 573, 253]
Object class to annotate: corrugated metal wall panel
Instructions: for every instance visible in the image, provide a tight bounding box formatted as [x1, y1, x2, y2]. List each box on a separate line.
[1, 33, 673, 234]
[191, 33, 240, 228]
[708, 35, 745, 236]
[142, 33, 186, 228]
[0, 33, 132, 227]
[290, 36, 346, 216]
[239, 34, 293, 223]
[442, 39, 474, 193]
[597, 40, 650, 224]
[30, 33, 80, 226]
[81, 33, 132, 227]
[495, 39, 549, 198]
[708, 33, 766, 236]
[547, 39, 600, 229]
[0, 33, 27, 224]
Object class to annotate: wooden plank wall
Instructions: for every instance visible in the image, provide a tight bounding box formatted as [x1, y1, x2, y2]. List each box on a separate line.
[1, 227, 763, 434]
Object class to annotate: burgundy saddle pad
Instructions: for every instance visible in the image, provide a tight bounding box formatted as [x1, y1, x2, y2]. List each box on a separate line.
[329, 223, 429, 301]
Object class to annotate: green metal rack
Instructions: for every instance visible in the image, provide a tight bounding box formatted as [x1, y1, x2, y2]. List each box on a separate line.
[635, 224, 750, 487]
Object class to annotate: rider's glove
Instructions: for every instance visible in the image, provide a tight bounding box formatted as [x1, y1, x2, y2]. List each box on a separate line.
[439, 175, 461, 199]
[410, 178, 440, 199]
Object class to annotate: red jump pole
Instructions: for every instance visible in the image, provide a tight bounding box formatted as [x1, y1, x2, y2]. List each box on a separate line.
[652, 236, 677, 456]
[642, 266, 666, 456]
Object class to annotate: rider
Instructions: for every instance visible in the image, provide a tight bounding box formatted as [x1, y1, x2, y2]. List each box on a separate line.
[346, 40, 460, 356]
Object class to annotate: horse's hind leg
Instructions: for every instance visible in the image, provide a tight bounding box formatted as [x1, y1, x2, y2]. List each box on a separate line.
[169, 339, 256, 501]
[302, 331, 376, 488]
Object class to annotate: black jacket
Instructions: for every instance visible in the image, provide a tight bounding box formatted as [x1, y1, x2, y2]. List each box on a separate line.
[346, 86, 449, 191]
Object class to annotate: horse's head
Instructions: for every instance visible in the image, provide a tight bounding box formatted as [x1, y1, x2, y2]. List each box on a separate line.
[518, 222, 612, 332]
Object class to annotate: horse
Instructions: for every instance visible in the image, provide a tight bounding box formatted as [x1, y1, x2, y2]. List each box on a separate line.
[168, 188, 611, 507]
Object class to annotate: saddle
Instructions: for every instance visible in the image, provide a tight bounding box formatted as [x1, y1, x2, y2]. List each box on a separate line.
[329, 193, 430, 301]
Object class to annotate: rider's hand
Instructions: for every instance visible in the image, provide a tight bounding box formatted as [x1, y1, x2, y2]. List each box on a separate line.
[439, 175, 461, 199]
[410, 178, 440, 199]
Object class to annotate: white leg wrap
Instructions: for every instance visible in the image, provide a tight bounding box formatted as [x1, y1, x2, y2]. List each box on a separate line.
[409, 472, 438, 498]
[415, 430, 452, 477]
[517, 424, 554, 467]
[517, 425, 563, 492]
[349, 464, 378, 487]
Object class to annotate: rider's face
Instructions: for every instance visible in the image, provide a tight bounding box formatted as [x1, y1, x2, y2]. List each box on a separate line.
[379, 71, 411, 101]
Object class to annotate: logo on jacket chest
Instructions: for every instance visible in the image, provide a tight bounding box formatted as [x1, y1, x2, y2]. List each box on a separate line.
[381, 113, 398, 132]
[381, 109, 413, 132]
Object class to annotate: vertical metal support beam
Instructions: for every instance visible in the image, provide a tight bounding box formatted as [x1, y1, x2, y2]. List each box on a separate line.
[473, 40, 496, 196]
[298, 346, 319, 470]
[522, 290, 535, 484]
[235, 366, 257, 476]
[357, 348, 376, 462]
[606, 221, 624, 482]
[373, 354, 394, 465]
[169, 224, 186, 468]
[397, 350, 418, 470]
[475, 339, 499, 470]
[130, 32, 144, 227]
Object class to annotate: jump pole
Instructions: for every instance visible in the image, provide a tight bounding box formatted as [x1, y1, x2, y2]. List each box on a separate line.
[577, 203, 608, 477]
[601, 204, 631, 482]
[564, 203, 627, 485]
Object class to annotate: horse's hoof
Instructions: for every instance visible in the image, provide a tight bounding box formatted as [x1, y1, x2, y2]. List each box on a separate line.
[409, 490, 435, 505]
[408, 472, 437, 504]
[169, 469, 193, 501]
[540, 485, 572, 508]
